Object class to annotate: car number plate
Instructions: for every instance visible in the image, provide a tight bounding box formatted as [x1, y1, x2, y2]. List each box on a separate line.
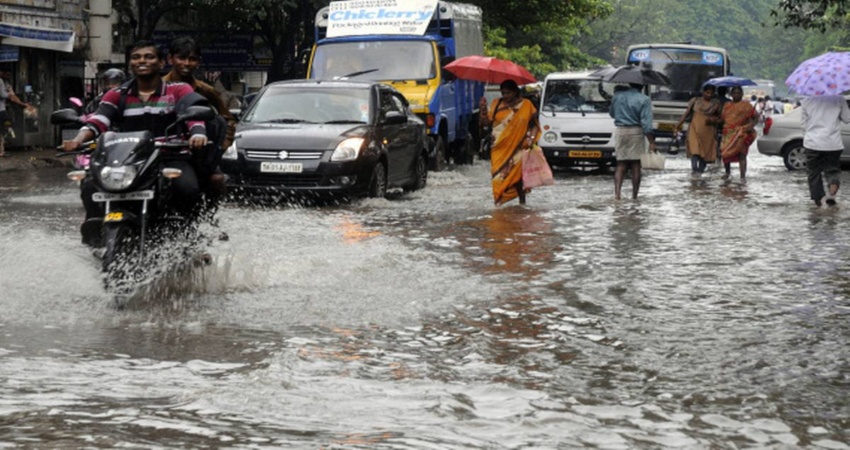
[92, 190, 154, 202]
[568, 150, 602, 158]
[261, 162, 303, 173]
[657, 122, 677, 132]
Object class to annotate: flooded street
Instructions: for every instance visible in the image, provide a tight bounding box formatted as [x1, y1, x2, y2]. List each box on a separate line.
[1, 150, 848, 448]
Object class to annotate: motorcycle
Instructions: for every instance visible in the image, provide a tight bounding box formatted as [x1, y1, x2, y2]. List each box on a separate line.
[51, 105, 217, 293]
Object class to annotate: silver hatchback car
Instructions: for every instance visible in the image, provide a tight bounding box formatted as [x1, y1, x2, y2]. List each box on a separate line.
[757, 98, 850, 171]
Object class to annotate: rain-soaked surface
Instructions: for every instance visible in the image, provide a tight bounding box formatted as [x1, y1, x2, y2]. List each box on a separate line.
[1, 148, 849, 448]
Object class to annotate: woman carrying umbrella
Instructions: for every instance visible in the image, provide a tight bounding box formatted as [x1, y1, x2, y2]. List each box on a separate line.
[719, 86, 758, 181]
[479, 79, 540, 205]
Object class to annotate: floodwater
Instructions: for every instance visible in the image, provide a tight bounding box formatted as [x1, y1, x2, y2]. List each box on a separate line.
[1, 150, 848, 449]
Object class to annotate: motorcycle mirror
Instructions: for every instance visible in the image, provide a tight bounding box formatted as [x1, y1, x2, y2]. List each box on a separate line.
[50, 108, 83, 125]
[176, 106, 216, 123]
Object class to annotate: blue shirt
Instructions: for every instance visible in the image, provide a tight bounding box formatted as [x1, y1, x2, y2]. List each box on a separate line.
[609, 88, 653, 135]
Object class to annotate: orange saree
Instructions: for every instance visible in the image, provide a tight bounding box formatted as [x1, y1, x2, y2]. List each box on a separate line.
[720, 101, 757, 164]
[489, 98, 539, 205]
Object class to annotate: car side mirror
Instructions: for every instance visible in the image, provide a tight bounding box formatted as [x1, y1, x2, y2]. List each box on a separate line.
[383, 111, 407, 125]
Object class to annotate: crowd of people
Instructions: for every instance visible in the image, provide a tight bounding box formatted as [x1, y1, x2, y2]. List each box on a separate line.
[481, 77, 847, 208]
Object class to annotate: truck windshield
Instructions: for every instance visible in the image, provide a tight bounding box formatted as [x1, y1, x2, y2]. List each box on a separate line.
[542, 79, 615, 113]
[311, 41, 436, 81]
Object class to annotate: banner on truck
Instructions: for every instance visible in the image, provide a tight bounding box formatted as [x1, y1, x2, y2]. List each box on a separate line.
[326, 0, 438, 38]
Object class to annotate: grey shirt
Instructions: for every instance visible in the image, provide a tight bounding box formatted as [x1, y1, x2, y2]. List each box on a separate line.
[0, 78, 9, 112]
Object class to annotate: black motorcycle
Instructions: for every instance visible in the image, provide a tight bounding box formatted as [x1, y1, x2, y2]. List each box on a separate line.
[51, 105, 217, 292]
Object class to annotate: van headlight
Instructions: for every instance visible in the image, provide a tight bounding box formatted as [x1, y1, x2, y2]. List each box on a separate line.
[222, 141, 238, 160]
[331, 137, 365, 162]
[100, 165, 137, 191]
[543, 131, 558, 144]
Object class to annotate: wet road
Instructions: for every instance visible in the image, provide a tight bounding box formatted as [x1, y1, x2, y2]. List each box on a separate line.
[1, 150, 849, 448]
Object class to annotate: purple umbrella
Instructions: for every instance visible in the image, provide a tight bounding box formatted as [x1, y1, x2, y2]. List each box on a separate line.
[785, 51, 850, 96]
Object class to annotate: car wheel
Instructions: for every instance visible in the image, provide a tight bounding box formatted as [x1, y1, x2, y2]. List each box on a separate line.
[782, 142, 806, 171]
[430, 135, 447, 172]
[404, 152, 428, 192]
[367, 161, 387, 198]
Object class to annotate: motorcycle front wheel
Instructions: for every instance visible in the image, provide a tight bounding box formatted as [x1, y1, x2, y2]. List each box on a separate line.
[102, 223, 138, 291]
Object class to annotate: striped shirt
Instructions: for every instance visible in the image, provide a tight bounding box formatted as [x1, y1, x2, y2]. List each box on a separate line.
[84, 79, 206, 139]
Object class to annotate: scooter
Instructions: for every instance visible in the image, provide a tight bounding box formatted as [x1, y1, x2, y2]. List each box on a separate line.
[51, 105, 216, 292]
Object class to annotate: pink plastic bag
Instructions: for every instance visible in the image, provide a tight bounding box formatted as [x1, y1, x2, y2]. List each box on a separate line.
[521, 146, 554, 189]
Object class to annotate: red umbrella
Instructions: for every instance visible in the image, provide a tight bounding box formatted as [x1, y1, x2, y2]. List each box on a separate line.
[444, 56, 536, 85]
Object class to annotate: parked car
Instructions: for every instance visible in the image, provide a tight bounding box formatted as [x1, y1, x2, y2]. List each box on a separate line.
[757, 98, 850, 171]
[221, 80, 429, 199]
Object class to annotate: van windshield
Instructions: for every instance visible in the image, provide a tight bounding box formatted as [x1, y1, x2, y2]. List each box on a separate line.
[542, 79, 615, 113]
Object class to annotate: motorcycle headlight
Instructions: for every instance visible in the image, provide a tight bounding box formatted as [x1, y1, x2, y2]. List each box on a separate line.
[222, 141, 238, 160]
[99, 165, 137, 191]
[331, 137, 365, 162]
[543, 131, 558, 144]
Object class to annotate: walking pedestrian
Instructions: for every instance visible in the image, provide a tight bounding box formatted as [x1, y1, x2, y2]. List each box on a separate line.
[479, 79, 540, 206]
[0, 71, 33, 157]
[676, 84, 721, 176]
[609, 83, 655, 200]
[719, 86, 758, 181]
[801, 95, 850, 206]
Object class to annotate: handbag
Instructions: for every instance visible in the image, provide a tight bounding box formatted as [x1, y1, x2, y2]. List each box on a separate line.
[640, 150, 665, 170]
[521, 145, 555, 188]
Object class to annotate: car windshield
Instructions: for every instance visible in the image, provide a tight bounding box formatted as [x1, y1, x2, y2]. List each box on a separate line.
[310, 41, 436, 81]
[542, 78, 615, 113]
[242, 87, 371, 124]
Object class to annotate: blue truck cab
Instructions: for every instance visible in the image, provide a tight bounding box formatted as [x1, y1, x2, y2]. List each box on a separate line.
[308, 0, 485, 170]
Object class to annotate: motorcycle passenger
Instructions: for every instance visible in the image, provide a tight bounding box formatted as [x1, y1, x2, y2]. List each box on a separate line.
[62, 40, 210, 246]
[84, 68, 126, 115]
[162, 36, 235, 198]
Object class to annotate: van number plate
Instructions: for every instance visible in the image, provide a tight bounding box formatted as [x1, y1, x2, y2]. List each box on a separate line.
[568, 150, 602, 158]
[261, 162, 303, 173]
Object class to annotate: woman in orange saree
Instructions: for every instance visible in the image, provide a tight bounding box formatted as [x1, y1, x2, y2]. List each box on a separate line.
[720, 86, 758, 181]
[479, 79, 540, 205]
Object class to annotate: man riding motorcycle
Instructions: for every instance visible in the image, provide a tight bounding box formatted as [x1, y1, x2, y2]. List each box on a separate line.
[62, 40, 211, 247]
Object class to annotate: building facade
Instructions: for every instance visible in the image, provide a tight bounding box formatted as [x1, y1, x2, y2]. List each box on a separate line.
[0, 0, 119, 148]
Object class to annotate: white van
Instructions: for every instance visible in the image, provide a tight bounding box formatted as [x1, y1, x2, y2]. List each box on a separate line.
[538, 71, 618, 168]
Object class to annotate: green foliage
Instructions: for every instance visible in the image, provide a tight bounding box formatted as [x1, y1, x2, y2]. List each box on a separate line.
[771, 0, 849, 31]
[579, 0, 848, 98]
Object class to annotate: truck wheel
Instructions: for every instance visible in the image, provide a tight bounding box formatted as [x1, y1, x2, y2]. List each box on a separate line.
[430, 136, 447, 172]
[454, 133, 475, 165]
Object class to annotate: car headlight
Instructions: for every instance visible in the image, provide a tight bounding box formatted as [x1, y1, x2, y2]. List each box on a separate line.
[99, 165, 137, 191]
[331, 137, 366, 162]
[543, 131, 558, 144]
[222, 141, 238, 160]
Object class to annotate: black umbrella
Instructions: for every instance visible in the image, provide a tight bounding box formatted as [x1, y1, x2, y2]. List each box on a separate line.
[590, 65, 671, 86]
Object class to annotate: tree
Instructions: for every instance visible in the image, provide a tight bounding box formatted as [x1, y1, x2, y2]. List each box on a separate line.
[771, 0, 849, 31]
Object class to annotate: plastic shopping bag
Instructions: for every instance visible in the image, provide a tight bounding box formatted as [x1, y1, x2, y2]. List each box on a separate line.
[521, 145, 554, 188]
[640, 151, 665, 170]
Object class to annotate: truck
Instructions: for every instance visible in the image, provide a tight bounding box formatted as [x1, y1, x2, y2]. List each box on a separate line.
[538, 71, 619, 169]
[307, 0, 485, 170]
